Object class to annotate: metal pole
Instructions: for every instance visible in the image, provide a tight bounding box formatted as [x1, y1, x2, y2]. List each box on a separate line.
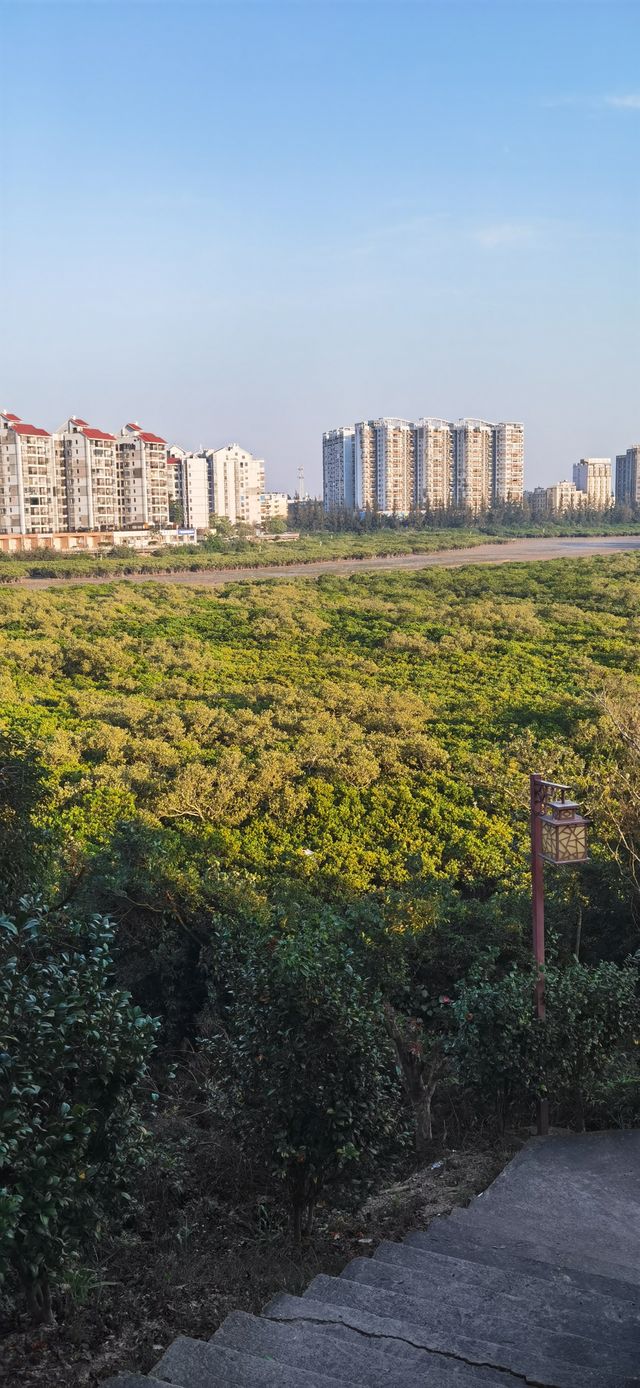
[530, 773, 549, 1136]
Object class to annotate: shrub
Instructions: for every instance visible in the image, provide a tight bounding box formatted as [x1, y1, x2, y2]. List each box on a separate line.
[450, 959, 639, 1129]
[0, 905, 157, 1321]
[203, 903, 402, 1240]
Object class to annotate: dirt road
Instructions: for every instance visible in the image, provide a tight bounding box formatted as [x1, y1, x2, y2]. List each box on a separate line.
[15, 533, 640, 589]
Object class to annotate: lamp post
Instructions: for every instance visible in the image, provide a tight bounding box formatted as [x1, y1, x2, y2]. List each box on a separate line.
[529, 775, 589, 1137]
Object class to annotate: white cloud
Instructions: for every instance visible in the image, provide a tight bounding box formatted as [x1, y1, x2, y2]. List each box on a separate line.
[472, 222, 537, 250]
[605, 94, 640, 109]
[544, 93, 640, 111]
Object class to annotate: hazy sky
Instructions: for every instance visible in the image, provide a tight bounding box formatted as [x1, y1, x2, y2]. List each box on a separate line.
[1, 0, 638, 493]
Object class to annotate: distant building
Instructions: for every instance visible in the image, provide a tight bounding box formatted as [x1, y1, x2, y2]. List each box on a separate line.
[208, 443, 265, 527]
[573, 458, 613, 510]
[355, 418, 415, 512]
[261, 491, 289, 522]
[494, 422, 525, 504]
[452, 419, 494, 511]
[0, 528, 196, 554]
[55, 417, 119, 531]
[117, 423, 170, 528]
[529, 486, 548, 517]
[322, 427, 356, 511]
[0, 412, 58, 534]
[615, 446, 640, 507]
[547, 480, 583, 513]
[176, 452, 210, 530]
[414, 419, 453, 509]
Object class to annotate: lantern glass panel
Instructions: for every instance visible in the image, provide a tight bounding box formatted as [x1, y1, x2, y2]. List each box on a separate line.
[541, 821, 559, 862]
[557, 821, 588, 862]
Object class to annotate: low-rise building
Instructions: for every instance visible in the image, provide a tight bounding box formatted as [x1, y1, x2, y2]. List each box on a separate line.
[261, 491, 289, 523]
[546, 480, 583, 513]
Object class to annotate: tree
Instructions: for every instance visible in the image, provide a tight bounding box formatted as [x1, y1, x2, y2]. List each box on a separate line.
[450, 960, 638, 1130]
[203, 901, 401, 1241]
[0, 905, 157, 1320]
[383, 1003, 448, 1153]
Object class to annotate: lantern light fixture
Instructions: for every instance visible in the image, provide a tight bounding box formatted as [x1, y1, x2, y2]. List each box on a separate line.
[539, 798, 590, 866]
[530, 774, 591, 1138]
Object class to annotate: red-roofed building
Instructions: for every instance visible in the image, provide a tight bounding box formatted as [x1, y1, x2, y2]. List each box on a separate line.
[54, 418, 119, 531]
[117, 423, 169, 527]
[0, 414, 59, 534]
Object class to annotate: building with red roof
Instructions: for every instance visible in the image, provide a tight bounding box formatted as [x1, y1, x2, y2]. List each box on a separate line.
[117, 423, 169, 528]
[54, 418, 120, 531]
[0, 413, 59, 534]
[1, 410, 170, 536]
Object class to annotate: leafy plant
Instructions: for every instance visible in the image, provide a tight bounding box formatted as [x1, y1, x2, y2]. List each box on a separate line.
[450, 959, 639, 1129]
[0, 904, 157, 1321]
[202, 902, 402, 1241]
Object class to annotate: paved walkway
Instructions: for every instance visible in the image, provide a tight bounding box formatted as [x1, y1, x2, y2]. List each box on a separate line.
[17, 534, 640, 589]
[106, 1131, 640, 1386]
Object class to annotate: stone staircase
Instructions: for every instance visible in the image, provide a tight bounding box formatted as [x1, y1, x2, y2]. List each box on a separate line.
[105, 1131, 640, 1387]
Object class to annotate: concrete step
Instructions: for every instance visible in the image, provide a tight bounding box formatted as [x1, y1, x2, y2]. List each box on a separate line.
[213, 1308, 538, 1388]
[302, 1273, 640, 1377]
[267, 1292, 635, 1388]
[344, 1244, 640, 1347]
[444, 1201, 640, 1286]
[151, 1334, 349, 1387]
[405, 1224, 640, 1304]
[102, 1378, 168, 1387]
[446, 1134, 640, 1283]
[470, 1134, 640, 1212]
[380, 1239, 640, 1323]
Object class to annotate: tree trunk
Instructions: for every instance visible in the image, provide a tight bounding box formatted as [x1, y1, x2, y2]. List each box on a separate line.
[25, 1275, 52, 1326]
[413, 1092, 433, 1156]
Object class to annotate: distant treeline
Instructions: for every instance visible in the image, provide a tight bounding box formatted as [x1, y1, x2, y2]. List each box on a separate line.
[289, 497, 640, 533]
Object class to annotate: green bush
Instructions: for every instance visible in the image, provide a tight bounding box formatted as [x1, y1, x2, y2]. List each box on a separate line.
[0, 905, 157, 1320]
[203, 902, 402, 1240]
[450, 959, 639, 1129]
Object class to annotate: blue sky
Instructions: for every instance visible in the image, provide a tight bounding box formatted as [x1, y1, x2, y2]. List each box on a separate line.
[1, 0, 638, 492]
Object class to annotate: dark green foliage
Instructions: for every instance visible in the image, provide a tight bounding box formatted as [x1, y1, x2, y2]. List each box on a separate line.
[201, 900, 402, 1239]
[0, 905, 157, 1317]
[451, 960, 639, 1128]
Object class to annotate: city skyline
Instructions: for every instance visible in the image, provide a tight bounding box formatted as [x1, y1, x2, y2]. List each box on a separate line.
[1, 1, 638, 493]
[2, 401, 635, 511]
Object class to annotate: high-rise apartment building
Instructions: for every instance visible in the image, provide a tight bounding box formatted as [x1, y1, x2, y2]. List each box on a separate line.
[615, 446, 640, 507]
[325, 415, 525, 512]
[172, 452, 210, 530]
[452, 419, 494, 511]
[117, 424, 169, 528]
[0, 412, 58, 534]
[494, 422, 525, 504]
[414, 419, 453, 509]
[322, 427, 355, 510]
[55, 417, 119, 530]
[573, 458, 613, 511]
[208, 444, 265, 526]
[355, 418, 415, 512]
